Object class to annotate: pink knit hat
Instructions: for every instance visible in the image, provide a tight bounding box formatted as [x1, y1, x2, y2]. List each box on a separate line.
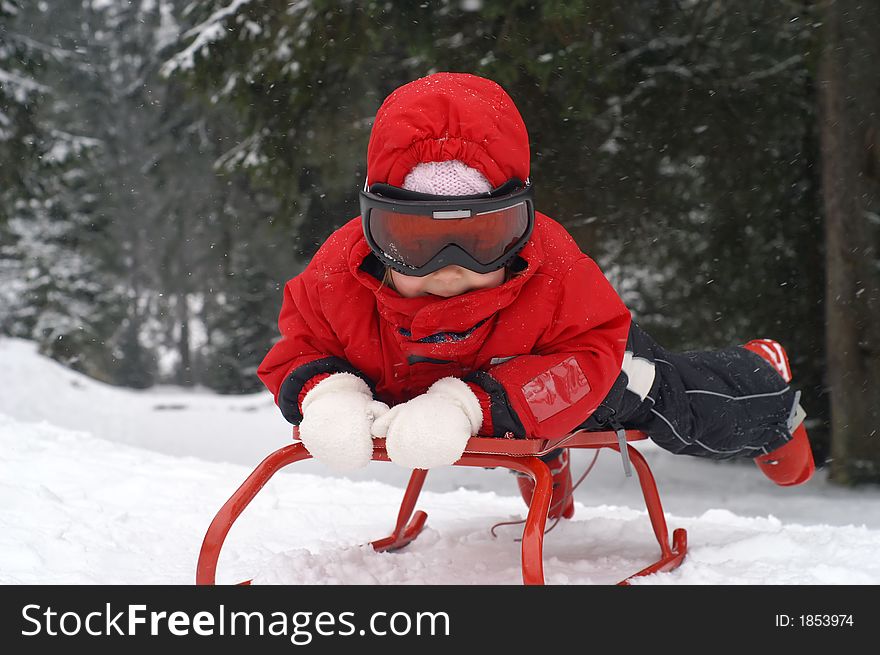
[402, 160, 493, 195]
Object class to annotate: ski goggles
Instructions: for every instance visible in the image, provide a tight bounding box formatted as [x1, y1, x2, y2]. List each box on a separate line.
[360, 178, 534, 277]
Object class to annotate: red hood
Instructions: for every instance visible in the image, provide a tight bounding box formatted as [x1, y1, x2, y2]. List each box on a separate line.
[366, 72, 530, 188]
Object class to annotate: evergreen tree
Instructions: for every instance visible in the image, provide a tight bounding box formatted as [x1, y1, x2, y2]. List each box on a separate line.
[1, 0, 43, 300]
[202, 243, 280, 394]
[15, 0, 275, 389]
[0, 0, 41, 219]
[1, 0, 126, 381]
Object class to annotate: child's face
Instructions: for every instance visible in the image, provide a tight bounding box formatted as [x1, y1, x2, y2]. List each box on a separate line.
[390, 266, 505, 298]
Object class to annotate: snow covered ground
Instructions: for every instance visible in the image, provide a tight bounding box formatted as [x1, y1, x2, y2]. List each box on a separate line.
[2, 336, 880, 585]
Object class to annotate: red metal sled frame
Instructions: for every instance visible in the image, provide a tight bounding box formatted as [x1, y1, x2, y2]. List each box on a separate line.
[196, 430, 687, 586]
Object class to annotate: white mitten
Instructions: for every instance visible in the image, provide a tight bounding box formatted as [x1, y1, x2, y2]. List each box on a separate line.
[370, 377, 482, 469]
[299, 373, 389, 472]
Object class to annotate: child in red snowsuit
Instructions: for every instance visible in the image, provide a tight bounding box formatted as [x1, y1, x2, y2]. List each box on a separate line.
[258, 73, 814, 519]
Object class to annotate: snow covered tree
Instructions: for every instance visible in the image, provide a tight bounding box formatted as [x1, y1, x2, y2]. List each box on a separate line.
[201, 244, 281, 394]
[11, 0, 279, 389]
[1, 0, 126, 381]
[1, 0, 45, 312]
[163, 0, 423, 258]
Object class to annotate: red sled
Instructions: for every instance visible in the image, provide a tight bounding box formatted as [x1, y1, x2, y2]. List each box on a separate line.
[196, 429, 687, 586]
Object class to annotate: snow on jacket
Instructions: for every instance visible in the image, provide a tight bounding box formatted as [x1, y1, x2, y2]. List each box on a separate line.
[257, 72, 631, 438]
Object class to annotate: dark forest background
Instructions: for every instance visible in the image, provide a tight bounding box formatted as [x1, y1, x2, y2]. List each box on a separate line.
[2, 1, 878, 484]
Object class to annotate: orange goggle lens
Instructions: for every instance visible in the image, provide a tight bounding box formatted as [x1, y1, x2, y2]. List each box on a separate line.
[368, 201, 530, 268]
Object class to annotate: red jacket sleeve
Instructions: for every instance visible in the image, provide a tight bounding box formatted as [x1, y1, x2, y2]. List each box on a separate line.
[257, 272, 366, 424]
[469, 257, 630, 438]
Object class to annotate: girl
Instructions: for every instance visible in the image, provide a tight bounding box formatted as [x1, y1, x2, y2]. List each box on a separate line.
[257, 72, 813, 520]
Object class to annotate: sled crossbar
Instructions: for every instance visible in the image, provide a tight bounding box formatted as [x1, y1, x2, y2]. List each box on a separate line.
[196, 429, 687, 586]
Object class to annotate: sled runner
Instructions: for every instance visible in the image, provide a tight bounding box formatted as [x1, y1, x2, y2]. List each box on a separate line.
[196, 429, 687, 585]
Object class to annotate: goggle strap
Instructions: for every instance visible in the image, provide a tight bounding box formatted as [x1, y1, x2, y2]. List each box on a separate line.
[367, 178, 524, 202]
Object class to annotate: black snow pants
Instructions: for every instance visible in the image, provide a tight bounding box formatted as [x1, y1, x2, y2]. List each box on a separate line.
[581, 323, 797, 460]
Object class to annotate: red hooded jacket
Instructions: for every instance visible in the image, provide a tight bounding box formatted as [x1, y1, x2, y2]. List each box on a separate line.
[257, 73, 631, 439]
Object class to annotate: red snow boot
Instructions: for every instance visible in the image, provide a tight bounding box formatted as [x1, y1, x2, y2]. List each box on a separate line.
[743, 339, 815, 486]
[516, 448, 575, 519]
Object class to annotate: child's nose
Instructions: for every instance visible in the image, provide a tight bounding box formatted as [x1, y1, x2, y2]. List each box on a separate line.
[430, 265, 466, 281]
